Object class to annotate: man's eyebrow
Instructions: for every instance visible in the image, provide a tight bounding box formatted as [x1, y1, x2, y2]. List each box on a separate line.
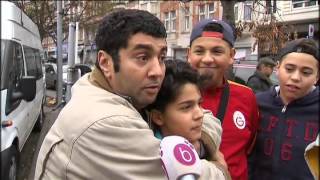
[132, 44, 153, 51]
[132, 44, 167, 54]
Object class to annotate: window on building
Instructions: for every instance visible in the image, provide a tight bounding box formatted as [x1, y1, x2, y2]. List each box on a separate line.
[198, 3, 216, 21]
[208, 3, 215, 18]
[292, 0, 318, 8]
[170, 10, 176, 32]
[140, 2, 147, 10]
[184, 7, 190, 31]
[305, 0, 317, 6]
[266, 0, 272, 14]
[234, 5, 238, 21]
[244, 3, 252, 21]
[199, 4, 206, 21]
[151, 2, 157, 17]
[164, 11, 176, 32]
[164, 12, 170, 32]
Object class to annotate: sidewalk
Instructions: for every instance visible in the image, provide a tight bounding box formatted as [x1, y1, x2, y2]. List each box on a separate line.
[26, 102, 64, 180]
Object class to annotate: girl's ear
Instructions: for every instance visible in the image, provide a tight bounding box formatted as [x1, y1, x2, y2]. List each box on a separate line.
[149, 109, 164, 127]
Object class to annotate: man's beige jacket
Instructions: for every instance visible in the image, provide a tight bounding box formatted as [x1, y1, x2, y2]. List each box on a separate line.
[34, 68, 229, 180]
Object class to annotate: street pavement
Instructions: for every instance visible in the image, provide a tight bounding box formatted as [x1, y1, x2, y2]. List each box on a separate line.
[17, 90, 63, 180]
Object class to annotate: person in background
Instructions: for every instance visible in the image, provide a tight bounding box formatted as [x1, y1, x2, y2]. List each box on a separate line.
[187, 18, 260, 180]
[249, 38, 319, 180]
[35, 9, 229, 180]
[247, 56, 276, 93]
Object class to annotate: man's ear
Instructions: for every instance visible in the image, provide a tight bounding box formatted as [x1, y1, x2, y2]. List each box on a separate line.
[97, 50, 113, 78]
[149, 110, 164, 127]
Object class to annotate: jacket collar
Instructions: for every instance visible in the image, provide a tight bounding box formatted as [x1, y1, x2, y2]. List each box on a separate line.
[89, 66, 111, 91]
[89, 66, 133, 104]
[272, 85, 319, 106]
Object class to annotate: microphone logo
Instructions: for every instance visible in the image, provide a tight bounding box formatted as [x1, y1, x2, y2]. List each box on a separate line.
[174, 144, 196, 166]
[160, 136, 201, 179]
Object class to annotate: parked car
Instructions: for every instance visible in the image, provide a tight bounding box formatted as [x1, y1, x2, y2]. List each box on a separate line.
[232, 60, 279, 86]
[62, 64, 92, 84]
[1, 2, 45, 180]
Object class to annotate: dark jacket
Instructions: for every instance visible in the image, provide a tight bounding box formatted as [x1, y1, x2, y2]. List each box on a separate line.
[247, 71, 273, 93]
[250, 86, 319, 180]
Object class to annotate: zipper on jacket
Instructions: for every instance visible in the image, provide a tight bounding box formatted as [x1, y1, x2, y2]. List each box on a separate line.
[281, 105, 287, 113]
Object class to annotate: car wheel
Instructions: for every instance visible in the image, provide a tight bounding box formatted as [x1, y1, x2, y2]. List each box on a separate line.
[34, 105, 44, 132]
[8, 146, 18, 180]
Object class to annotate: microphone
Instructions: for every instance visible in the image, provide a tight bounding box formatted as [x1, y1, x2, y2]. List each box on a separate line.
[160, 136, 201, 180]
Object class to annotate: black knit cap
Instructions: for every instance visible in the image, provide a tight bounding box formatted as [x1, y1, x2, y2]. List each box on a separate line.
[277, 38, 319, 62]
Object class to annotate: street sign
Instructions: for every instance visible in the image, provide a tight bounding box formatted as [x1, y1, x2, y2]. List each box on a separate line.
[309, 24, 314, 38]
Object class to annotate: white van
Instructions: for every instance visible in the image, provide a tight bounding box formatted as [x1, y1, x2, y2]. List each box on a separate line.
[1, 1, 45, 180]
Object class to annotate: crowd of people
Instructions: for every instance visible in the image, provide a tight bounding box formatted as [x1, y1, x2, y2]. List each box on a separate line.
[34, 9, 319, 180]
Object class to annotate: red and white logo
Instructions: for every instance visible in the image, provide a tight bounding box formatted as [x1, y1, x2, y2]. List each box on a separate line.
[233, 111, 246, 129]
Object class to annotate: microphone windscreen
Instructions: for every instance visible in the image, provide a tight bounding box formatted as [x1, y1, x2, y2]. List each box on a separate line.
[160, 136, 201, 180]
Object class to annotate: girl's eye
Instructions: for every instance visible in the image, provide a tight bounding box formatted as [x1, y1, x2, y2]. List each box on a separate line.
[302, 71, 313, 76]
[159, 55, 166, 63]
[285, 67, 294, 72]
[181, 104, 192, 110]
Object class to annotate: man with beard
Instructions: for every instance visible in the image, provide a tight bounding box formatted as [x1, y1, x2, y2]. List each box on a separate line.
[187, 19, 260, 180]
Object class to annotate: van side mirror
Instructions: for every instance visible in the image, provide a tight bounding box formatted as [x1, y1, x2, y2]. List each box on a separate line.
[10, 76, 36, 102]
[21, 76, 36, 101]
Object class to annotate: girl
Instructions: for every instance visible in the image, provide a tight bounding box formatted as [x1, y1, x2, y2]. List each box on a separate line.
[147, 60, 223, 160]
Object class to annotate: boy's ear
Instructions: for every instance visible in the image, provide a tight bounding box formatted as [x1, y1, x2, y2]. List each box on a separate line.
[229, 48, 235, 65]
[150, 110, 164, 127]
[97, 50, 113, 79]
[186, 47, 191, 63]
[275, 61, 280, 76]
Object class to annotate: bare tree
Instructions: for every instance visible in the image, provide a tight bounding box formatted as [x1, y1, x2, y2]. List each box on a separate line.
[233, 0, 292, 58]
[13, 0, 114, 45]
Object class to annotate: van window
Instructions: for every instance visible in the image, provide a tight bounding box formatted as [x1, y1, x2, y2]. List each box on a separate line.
[1, 40, 6, 88]
[1, 40, 5, 71]
[24, 46, 43, 79]
[6, 41, 25, 114]
[24, 46, 37, 76]
[34, 50, 43, 78]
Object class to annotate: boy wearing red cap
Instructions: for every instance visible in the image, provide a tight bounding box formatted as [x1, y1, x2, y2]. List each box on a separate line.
[187, 19, 260, 180]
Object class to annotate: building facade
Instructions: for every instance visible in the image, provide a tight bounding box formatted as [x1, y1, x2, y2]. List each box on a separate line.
[126, 0, 222, 61]
[234, 0, 319, 60]
[280, 0, 319, 40]
[42, 0, 319, 64]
